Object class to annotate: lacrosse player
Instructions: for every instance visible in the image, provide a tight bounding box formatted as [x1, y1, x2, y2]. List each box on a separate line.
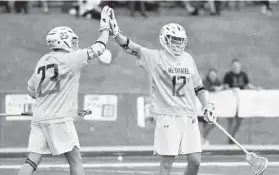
[17, 6, 112, 175]
[109, 9, 216, 175]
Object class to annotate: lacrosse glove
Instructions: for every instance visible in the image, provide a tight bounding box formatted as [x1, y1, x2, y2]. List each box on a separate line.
[99, 6, 112, 32]
[203, 103, 217, 124]
[109, 8, 120, 37]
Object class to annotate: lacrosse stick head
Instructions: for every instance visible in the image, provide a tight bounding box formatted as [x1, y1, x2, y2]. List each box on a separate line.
[245, 152, 268, 175]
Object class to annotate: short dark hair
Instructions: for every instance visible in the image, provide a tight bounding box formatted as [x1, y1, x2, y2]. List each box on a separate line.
[208, 68, 218, 75]
[231, 59, 240, 64]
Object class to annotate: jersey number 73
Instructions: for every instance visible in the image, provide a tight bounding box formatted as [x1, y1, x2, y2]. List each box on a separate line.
[37, 64, 60, 97]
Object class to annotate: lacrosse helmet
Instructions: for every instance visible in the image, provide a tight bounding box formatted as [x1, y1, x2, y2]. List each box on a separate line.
[46, 26, 79, 52]
[159, 23, 188, 57]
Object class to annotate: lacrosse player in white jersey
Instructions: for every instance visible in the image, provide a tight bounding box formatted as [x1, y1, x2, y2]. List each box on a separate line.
[17, 6, 113, 175]
[109, 10, 216, 175]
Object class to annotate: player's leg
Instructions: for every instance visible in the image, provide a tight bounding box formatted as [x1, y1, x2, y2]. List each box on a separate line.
[154, 115, 183, 175]
[64, 146, 85, 175]
[42, 121, 84, 175]
[202, 120, 215, 142]
[17, 152, 42, 175]
[185, 153, 201, 175]
[18, 123, 50, 175]
[179, 117, 202, 175]
[198, 117, 211, 145]
[159, 155, 175, 175]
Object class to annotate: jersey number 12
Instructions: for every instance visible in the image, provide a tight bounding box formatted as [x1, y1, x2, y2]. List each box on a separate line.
[172, 76, 186, 97]
[37, 64, 60, 97]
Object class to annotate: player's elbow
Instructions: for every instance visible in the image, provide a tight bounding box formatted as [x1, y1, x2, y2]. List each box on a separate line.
[27, 87, 36, 99]
[195, 86, 205, 96]
[87, 42, 106, 60]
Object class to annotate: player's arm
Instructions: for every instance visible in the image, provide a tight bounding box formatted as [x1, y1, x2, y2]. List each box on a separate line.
[196, 89, 209, 107]
[86, 6, 111, 60]
[195, 77, 211, 108]
[193, 61, 216, 123]
[109, 8, 143, 58]
[196, 86, 216, 124]
[66, 6, 111, 70]
[27, 73, 36, 99]
[114, 33, 142, 58]
[86, 30, 110, 60]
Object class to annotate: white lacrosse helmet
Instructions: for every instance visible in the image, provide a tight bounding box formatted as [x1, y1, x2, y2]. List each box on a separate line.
[46, 26, 79, 52]
[159, 23, 188, 57]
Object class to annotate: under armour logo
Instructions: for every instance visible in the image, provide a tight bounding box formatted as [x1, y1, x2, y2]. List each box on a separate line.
[45, 56, 51, 61]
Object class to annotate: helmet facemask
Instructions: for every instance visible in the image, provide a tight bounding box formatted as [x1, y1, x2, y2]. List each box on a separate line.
[71, 36, 79, 51]
[164, 35, 187, 57]
[67, 29, 79, 51]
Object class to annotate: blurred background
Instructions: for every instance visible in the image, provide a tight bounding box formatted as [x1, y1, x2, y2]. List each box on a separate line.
[0, 0, 279, 154]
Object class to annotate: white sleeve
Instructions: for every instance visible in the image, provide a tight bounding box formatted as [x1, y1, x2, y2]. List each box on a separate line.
[137, 47, 157, 72]
[63, 49, 89, 71]
[192, 60, 203, 90]
[27, 73, 36, 99]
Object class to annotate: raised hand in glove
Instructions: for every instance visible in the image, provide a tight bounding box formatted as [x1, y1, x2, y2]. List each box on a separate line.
[203, 103, 217, 124]
[99, 6, 112, 32]
[109, 8, 120, 37]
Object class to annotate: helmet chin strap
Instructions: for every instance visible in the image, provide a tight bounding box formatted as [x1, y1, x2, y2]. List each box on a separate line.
[164, 49, 180, 59]
[51, 48, 69, 53]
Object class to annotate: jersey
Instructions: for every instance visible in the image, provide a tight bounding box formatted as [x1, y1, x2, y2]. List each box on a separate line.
[137, 47, 203, 116]
[27, 49, 89, 123]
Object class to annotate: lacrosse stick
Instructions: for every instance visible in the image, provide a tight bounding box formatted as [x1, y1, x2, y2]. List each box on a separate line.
[74, 110, 92, 122]
[213, 120, 268, 175]
[0, 112, 32, 117]
[0, 110, 92, 120]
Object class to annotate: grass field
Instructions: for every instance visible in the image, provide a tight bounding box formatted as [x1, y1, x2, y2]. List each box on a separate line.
[0, 7, 279, 146]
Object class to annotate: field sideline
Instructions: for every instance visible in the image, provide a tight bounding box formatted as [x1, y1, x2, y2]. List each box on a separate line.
[1, 155, 279, 175]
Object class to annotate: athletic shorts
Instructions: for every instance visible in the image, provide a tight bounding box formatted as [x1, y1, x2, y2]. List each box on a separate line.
[27, 121, 80, 156]
[154, 115, 202, 156]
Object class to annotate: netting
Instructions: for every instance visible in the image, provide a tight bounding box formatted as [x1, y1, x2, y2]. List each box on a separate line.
[245, 152, 268, 175]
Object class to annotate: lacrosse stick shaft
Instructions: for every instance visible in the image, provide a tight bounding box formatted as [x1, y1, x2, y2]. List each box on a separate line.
[0, 112, 32, 117]
[0, 110, 91, 117]
[213, 120, 249, 155]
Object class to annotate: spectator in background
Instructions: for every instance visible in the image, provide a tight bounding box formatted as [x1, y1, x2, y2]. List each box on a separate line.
[223, 59, 260, 144]
[183, 1, 222, 16]
[226, 1, 244, 11]
[199, 68, 223, 145]
[129, 1, 159, 18]
[71, 0, 102, 19]
[38, 0, 49, 13]
[0, 1, 11, 13]
[129, 1, 148, 17]
[14, 1, 28, 14]
[260, 1, 272, 16]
